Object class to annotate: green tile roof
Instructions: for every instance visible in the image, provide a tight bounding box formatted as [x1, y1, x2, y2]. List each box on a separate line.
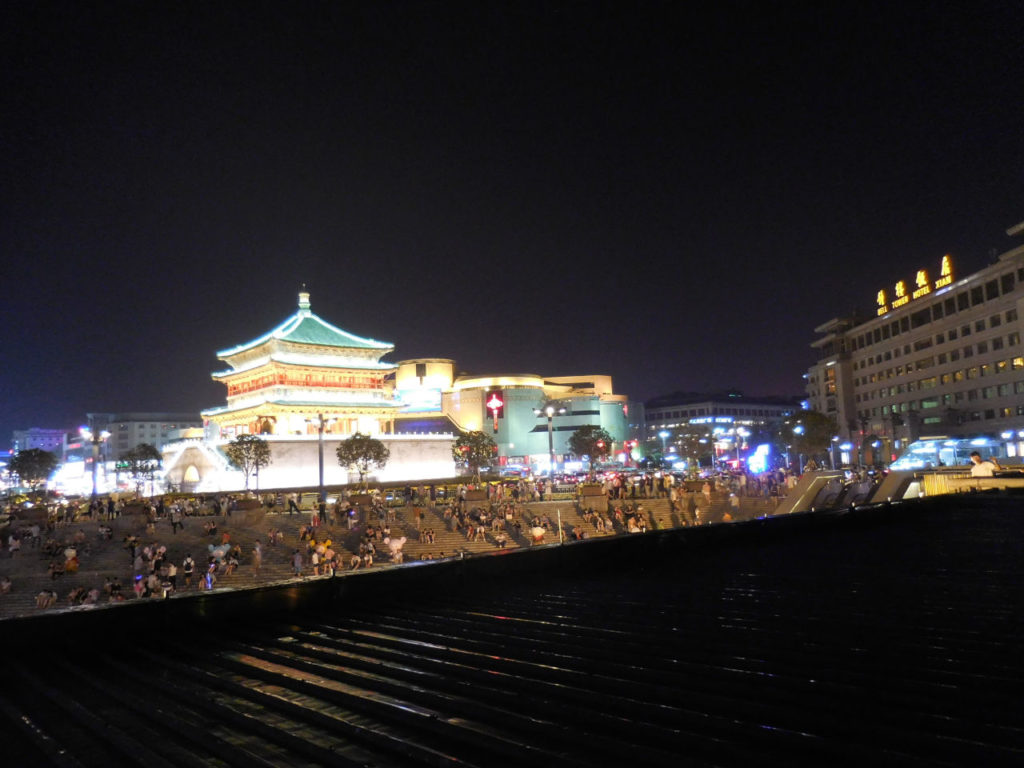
[217, 292, 393, 357]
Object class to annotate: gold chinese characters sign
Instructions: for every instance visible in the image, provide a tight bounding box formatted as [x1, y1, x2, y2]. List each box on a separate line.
[876, 255, 954, 316]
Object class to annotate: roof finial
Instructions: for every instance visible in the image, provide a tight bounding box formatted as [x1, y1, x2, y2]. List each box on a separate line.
[298, 287, 311, 311]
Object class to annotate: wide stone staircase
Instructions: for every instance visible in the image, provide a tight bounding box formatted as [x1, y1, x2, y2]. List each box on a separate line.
[1, 497, 1021, 767]
[0, 507, 356, 618]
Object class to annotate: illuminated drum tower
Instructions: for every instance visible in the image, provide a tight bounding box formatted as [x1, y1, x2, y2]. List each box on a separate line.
[202, 290, 400, 438]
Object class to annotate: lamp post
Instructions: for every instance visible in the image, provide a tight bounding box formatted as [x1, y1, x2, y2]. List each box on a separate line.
[80, 427, 109, 498]
[535, 405, 565, 477]
[658, 430, 669, 464]
[307, 413, 330, 503]
[831, 436, 839, 469]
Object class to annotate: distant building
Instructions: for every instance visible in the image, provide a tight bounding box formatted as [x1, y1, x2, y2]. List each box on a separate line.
[11, 428, 69, 457]
[639, 391, 801, 467]
[806, 219, 1024, 465]
[87, 412, 203, 460]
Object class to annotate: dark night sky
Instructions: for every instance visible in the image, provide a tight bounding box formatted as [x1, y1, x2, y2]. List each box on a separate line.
[1, 1, 1022, 449]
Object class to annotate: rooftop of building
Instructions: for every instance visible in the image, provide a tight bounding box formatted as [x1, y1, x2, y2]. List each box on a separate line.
[216, 291, 394, 358]
[644, 391, 803, 409]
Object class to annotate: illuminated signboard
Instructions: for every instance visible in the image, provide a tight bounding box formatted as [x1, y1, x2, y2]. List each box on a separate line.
[486, 391, 504, 432]
[876, 255, 954, 316]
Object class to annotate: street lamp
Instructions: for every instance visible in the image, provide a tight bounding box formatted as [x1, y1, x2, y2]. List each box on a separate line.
[658, 430, 670, 460]
[80, 427, 110, 498]
[306, 413, 335, 503]
[534, 405, 566, 477]
[831, 436, 840, 469]
[735, 427, 750, 462]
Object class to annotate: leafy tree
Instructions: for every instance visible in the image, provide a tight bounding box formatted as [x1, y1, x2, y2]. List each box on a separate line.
[452, 430, 497, 483]
[121, 443, 162, 495]
[9, 448, 59, 492]
[336, 432, 390, 489]
[224, 434, 272, 490]
[778, 410, 837, 467]
[567, 425, 613, 478]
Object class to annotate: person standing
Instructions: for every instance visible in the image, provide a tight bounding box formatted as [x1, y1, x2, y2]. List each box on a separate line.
[252, 540, 263, 575]
[969, 451, 999, 477]
[292, 549, 303, 577]
[182, 554, 195, 588]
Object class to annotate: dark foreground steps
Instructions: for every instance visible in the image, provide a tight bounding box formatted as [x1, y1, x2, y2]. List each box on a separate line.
[1, 497, 1022, 767]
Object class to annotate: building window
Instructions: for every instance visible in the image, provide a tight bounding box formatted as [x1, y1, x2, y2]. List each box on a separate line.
[963, 346, 974, 358]
[967, 367, 979, 379]
[977, 341, 988, 354]
[1009, 332, 1021, 346]
[1006, 308, 1018, 323]
[993, 337, 1004, 351]
[971, 286, 984, 305]
[975, 320, 986, 333]
[957, 292, 970, 311]
[985, 280, 999, 300]
[990, 314, 1002, 328]
[982, 387, 995, 399]
[1001, 273, 1016, 294]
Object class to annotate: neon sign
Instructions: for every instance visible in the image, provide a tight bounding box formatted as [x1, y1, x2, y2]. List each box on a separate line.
[877, 255, 954, 316]
[486, 391, 504, 432]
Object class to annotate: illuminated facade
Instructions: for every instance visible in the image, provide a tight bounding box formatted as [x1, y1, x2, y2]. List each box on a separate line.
[393, 362, 630, 473]
[807, 221, 1024, 464]
[202, 291, 399, 438]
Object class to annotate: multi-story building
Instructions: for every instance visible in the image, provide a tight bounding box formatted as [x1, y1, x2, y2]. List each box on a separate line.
[807, 220, 1024, 465]
[393, 360, 630, 474]
[11, 428, 69, 457]
[201, 290, 399, 438]
[87, 412, 203, 460]
[638, 391, 801, 468]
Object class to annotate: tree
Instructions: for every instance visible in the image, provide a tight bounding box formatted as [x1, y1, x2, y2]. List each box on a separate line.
[452, 430, 497, 483]
[567, 425, 613, 478]
[224, 434, 272, 490]
[121, 443, 162, 495]
[9, 448, 58, 492]
[779, 410, 837, 468]
[336, 432, 390, 489]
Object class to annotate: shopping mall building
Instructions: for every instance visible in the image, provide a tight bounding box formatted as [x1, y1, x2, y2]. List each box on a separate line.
[806, 220, 1024, 468]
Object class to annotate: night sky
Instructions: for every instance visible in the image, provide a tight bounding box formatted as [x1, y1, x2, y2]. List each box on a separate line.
[2, 1, 1022, 449]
